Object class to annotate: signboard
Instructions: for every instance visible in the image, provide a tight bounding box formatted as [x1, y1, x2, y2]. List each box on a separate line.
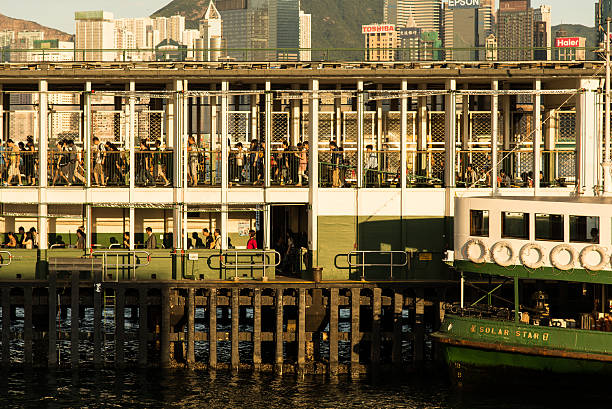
[555, 37, 580, 48]
[362, 24, 395, 34]
[397, 27, 421, 40]
[448, 0, 480, 8]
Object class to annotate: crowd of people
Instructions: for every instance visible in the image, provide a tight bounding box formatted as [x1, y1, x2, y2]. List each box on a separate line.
[2, 227, 38, 249]
[0, 137, 37, 186]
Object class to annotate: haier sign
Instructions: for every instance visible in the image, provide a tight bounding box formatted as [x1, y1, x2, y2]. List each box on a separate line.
[555, 37, 580, 48]
[448, 0, 480, 8]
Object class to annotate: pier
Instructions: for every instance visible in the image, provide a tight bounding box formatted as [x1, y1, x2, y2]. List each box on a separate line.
[0, 60, 605, 371]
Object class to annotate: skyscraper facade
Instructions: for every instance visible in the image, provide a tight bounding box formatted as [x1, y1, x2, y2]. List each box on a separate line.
[75, 11, 116, 61]
[218, 0, 300, 61]
[534, 5, 551, 60]
[497, 0, 534, 61]
[443, 0, 494, 61]
[385, 0, 442, 33]
[299, 10, 312, 61]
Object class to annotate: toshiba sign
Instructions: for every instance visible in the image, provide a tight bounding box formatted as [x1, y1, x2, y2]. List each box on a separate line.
[555, 37, 580, 48]
[362, 24, 395, 34]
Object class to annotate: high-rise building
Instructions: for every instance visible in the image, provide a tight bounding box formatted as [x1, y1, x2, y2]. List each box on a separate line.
[497, 0, 534, 61]
[596, 1, 612, 46]
[397, 10, 421, 61]
[10, 31, 44, 62]
[218, 0, 300, 61]
[362, 24, 397, 62]
[167, 15, 186, 44]
[299, 9, 312, 61]
[385, 0, 442, 34]
[75, 11, 116, 61]
[534, 5, 551, 60]
[443, 0, 494, 61]
[199, 1, 224, 61]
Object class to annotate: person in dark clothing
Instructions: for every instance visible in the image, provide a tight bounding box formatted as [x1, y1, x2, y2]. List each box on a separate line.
[202, 228, 214, 249]
[192, 232, 204, 248]
[145, 227, 157, 249]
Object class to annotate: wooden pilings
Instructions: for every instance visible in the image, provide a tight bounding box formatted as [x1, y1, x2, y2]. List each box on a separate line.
[0, 281, 443, 372]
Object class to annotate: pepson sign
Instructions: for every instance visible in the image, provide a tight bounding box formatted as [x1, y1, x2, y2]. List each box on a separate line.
[555, 37, 580, 48]
[362, 24, 395, 34]
[448, 0, 480, 8]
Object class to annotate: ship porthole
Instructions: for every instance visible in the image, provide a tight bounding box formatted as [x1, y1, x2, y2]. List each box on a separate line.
[579, 245, 608, 271]
[490, 241, 515, 267]
[464, 239, 487, 264]
[519, 243, 545, 269]
[550, 244, 577, 271]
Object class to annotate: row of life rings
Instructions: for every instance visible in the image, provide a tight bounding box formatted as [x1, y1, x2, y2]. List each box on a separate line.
[465, 239, 609, 271]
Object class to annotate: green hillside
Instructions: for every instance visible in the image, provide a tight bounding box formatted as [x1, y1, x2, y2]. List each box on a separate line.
[152, 1, 597, 60]
[152, 0, 383, 57]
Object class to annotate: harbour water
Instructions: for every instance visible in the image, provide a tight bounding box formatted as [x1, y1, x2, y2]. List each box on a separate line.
[0, 367, 608, 409]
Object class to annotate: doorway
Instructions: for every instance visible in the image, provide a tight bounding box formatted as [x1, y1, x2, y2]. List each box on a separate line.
[271, 205, 308, 276]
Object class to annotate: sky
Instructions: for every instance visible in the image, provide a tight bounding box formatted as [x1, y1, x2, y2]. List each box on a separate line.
[0, 0, 600, 34]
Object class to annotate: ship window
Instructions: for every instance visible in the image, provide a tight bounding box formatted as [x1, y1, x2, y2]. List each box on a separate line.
[470, 210, 489, 237]
[570, 216, 599, 243]
[535, 214, 564, 242]
[502, 212, 529, 239]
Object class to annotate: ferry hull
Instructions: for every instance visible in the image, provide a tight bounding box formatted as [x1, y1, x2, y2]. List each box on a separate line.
[433, 315, 612, 384]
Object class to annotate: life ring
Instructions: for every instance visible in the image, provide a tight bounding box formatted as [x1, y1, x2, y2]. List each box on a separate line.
[465, 239, 487, 264]
[550, 244, 577, 271]
[490, 241, 515, 267]
[579, 245, 608, 271]
[519, 243, 545, 269]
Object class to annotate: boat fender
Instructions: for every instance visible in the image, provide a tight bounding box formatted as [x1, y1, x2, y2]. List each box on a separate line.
[490, 241, 515, 267]
[550, 244, 577, 271]
[579, 245, 608, 271]
[465, 239, 487, 264]
[519, 243, 545, 269]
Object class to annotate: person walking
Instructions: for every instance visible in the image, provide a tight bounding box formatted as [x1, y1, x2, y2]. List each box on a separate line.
[247, 230, 258, 249]
[6, 139, 22, 186]
[92, 137, 105, 186]
[145, 227, 157, 249]
[213, 229, 222, 250]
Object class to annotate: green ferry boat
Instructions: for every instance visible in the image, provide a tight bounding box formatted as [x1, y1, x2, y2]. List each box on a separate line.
[433, 196, 612, 383]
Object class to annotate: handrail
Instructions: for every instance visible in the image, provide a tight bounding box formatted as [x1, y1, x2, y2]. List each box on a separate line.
[347, 250, 408, 280]
[219, 249, 281, 281]
[91, 250, 151, 281]
[0, 251, 12, 267]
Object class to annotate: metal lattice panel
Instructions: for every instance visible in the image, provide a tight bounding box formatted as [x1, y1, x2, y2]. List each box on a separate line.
[271, 112, 289, 145]
[342, 112, 375, 146]
[228, 111, 250, 144]
[556, 151, 576, 181]
[470, 112, 492, 142]
[557, 111, 576, 143]
[429, 112, 445, 145]
[49, 111, 82, 143]
[136, 110, 164, 144]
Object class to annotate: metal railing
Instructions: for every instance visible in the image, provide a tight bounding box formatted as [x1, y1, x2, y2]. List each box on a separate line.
[91, 250, 151, 281]
[1, 150, 37, 187]
[219, 249, 281, 281]
[0, 251, 12, 266]
[346, 250, 409, 280]
[0, 46, 600, 63]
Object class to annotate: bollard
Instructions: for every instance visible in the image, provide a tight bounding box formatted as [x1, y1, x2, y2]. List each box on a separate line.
[312, 267, 323, 283]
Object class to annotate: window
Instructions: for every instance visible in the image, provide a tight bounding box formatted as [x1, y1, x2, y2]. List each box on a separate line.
[502, 212, 529, 239]
[470, 210, 489, 237]
[535, 214, 564, 241]
[570, 216, 599, 243]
